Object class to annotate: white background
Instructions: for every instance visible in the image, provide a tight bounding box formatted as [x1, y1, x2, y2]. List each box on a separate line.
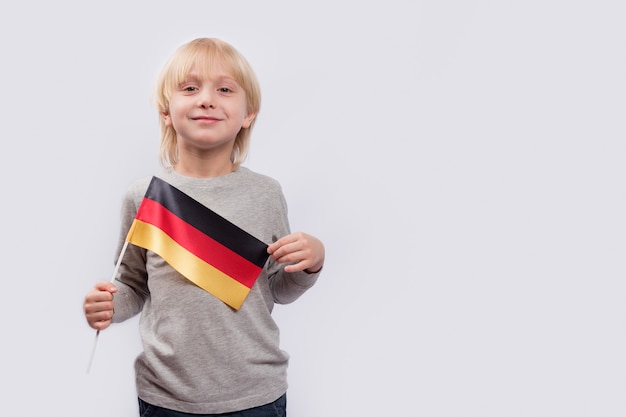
[1, 1, 624, 416]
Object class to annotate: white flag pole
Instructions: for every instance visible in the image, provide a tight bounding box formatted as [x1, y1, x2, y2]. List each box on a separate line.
[86, 240, 130, 374]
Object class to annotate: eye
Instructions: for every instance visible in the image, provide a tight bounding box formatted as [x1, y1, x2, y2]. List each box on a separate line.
[183, 86, 198, 92]
[218, 87, 233, 93]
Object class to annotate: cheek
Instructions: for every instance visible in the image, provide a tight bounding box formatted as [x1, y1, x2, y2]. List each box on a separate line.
[164, 106, 185, 128]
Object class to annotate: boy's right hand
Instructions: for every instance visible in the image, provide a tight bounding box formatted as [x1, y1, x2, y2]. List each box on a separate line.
[83, 281, 118, 330]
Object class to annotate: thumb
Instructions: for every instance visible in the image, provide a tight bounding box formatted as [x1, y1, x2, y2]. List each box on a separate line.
[94, 281, 118, 294]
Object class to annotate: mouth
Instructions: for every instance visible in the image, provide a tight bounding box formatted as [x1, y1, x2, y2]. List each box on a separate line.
[192, 116, 220, 121]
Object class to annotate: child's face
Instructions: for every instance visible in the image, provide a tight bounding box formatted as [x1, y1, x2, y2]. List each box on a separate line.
[163, 64, 255, 157]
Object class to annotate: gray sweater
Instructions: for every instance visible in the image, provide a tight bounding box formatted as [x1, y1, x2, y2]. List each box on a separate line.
[111, 167, 319, 414]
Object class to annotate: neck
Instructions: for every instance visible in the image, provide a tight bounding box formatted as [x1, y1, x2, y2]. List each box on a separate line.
[174, 141, 237, 178]
[173, 157, 235, 178]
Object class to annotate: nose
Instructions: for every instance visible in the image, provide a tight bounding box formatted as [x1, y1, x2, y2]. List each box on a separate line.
[197, 89, 215, 109]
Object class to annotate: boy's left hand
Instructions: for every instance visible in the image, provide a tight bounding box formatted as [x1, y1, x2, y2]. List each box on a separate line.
[267, 232, 325, 273]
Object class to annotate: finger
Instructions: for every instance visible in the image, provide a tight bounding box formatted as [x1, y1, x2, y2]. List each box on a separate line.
[85, 296, 115, 310]
[89, 317, 112, 331]
[282, 259, 313, 273]
[84, 282, 117, 306]
[267, 237, 291, 254]
[84, 301, 114, 319]
[87, 307, 114, 322]
[267, 232, 307, 254]
[85, 306, 114, 329]
[94, 281, 118, 293]
[270, 248, 302, 266]
[271, 238, 306, 260]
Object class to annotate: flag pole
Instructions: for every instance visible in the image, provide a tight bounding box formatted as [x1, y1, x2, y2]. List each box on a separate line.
[86, 240, 130, 374]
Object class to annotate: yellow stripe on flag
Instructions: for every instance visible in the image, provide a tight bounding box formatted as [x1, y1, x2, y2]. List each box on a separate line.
[128, 219, 252, 309]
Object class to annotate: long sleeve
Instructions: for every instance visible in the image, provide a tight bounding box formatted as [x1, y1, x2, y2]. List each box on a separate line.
[111, 177, 152, 323]
[268, 262, 320, 304]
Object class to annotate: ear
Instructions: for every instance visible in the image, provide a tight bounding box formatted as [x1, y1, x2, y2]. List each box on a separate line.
[161, 112, 172, 127]
[242, 112, 257, 129]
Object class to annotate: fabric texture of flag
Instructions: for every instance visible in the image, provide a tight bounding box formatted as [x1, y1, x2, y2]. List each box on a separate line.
[125, 176, 269, 310]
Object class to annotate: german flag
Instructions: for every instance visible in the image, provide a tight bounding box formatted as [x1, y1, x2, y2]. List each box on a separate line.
[125, 176, 269, 310]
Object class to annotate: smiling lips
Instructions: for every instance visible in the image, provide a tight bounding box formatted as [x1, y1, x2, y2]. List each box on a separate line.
[192, 115, 221, 123]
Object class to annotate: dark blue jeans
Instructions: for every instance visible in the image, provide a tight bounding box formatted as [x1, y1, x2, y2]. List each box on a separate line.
[138, 393, 286, 417]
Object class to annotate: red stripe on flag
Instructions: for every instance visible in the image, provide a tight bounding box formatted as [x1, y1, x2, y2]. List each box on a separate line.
[136, 198, 263, 289]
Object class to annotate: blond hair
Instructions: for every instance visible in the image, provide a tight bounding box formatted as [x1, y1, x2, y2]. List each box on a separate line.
[154, 38, 261, 169]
